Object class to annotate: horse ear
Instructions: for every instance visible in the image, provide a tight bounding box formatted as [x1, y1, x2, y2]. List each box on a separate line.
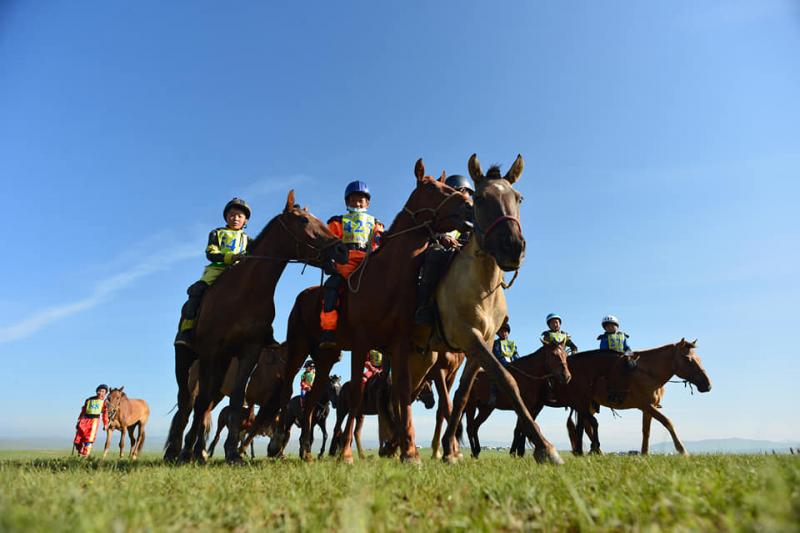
[439, 170, 446, 183]
[691, 338, 698, 346]
[285, 190, 296, 212]
[468, 153, 485, 184]
[504, 154, 524, 184]
[414, 158, 425, 182]
[119, 386, 124, 392]
[679, 337, 686, 345]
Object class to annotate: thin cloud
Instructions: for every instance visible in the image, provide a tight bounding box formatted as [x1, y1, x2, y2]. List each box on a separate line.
[0, 244, 198, 344]
[240, 174, 314, 200]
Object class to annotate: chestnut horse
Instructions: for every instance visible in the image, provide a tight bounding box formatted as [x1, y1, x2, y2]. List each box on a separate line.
[512, 339, 712, 456]
[392, 154, 568, 464]
[462, 342, 572, 458]
[245, 159, 472, 463]
[164, 191, 348, 463]
[103, 387, 150, 460]
[328, 375, 435, 459]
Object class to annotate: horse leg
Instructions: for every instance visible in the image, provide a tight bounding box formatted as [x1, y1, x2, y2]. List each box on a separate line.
[586, 412, 601, 454]
[573, 412, 586, 456]
[329, 394, 347, 457]
[317, 419, 328, 460]
[127, 425, 137, 459]
[340, 343, 369, 464]
[392, 348, 422, 463]
[187, 358, 225, 464]
[103, 428, 112, 459]
[645, 404, 688, 455]
[511, 418, 526, 457]
[223, 345, 260, 463]
[354, 415, 366, 459]
[442, 358, 481, 463]
[430, 368, 448, 459]
[118, 425, 126, 459]
[208, 409, 226, 458]
[164, 345, 196, 462]
[641, 409, 652, 455]
[299, 358, 334, 462]
[468, 335, 562, 465]
[250, 438, 255, 459]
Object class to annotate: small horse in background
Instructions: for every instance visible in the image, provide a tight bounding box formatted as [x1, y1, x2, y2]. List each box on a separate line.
[208, 404, 274, 459]
[329, 374, 436, 459]
[267, 376, 342, 459]
[103, 387, 150, 460]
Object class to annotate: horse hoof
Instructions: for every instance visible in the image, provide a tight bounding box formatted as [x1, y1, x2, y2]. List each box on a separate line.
[442, 454, 459, 465]
[302, 453, 315, 463]
[400, 454, 421, 466]
[341, 455, 354, 465]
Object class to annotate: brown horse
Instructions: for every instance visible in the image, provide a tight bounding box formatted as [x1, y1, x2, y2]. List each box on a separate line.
[427, 351, 465, 459]
[462, 341, 572, 458]
[165, 191, 348, 463]
[102, 387, 150, 460]
[512, 339, 712, 456]
[207, 404, 264, 459]
[328, 375, 435, 459]
[392, 154, 567, 464]
[246, 159, 472, 463]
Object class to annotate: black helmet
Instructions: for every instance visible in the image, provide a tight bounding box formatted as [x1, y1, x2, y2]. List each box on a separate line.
[96, 384, 109, 392]
[223, 198, 251, 220]
[303, 359, 315, 368]
[498, 322, 511, 334]
[445, 174, 474, 194]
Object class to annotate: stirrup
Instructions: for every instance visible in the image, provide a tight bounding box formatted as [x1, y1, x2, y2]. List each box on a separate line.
[174, 329, 194, 347]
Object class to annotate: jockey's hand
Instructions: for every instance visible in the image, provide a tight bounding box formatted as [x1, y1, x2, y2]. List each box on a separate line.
[440, 235, 460, 248]
[233, 253, 247, 263]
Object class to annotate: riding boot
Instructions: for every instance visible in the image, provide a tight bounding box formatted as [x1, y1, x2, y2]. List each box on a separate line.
[174, 281, 208, 347]
[319, 275, 343, 349]
[319, 330, 336, 349]
[413, 246, 451, 326]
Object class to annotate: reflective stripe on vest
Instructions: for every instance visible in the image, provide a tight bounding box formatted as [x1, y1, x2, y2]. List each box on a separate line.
[607, 332, 626, 352]
[499, 340, 516, 361]
[85, 399, 104, 416]
[369, 349, 383, 367]
[446, 230, 461, 241]
[341, 212, 376, 247]
[544, 331, 567, 345]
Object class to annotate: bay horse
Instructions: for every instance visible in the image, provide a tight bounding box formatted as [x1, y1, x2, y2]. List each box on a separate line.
[208, 404, 269, 459]
[164, 191, 348, 463]
[266, 375, 342, 459]
[461, 341, 572, 458]
[393, 154, 569, 464]
[244, 159, 472, 463]
[512, 339, 712, 456]
[102, 387, 150, 460]
[327, 374, 436, 459]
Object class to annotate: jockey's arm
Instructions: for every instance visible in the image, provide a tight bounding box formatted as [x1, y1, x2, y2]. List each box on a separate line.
[205, 230, 226, 263]
[567, 338, 579, 354]
[102, 402, 109, 429]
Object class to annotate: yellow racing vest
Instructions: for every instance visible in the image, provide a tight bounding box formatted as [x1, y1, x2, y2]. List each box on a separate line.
[85, 399, 104, 416]
[543, 330, 568, 345]
[207, 228, 249, 266]
[341, 212, 376, 249]
[607, 332, 627, 353]
[499, 340, 517, 362]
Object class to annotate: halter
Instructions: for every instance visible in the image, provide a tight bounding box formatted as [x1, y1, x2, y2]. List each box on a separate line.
[479, 215, 522, 240]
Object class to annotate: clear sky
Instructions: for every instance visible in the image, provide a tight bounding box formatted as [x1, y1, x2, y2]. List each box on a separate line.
[1, 1, 798, 451]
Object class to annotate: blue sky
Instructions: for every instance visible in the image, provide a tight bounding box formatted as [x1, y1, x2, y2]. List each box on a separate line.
[1, 1, 798, 451]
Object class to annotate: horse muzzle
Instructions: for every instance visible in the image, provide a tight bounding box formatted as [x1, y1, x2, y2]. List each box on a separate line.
[328, 242, 349, 265]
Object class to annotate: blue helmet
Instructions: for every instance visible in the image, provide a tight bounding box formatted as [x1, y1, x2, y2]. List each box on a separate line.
[344, 180, 370, 200]
[546, 313, 562, 325]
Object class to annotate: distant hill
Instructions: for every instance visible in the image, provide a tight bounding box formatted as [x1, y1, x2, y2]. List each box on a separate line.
[648, 438, 798, 454]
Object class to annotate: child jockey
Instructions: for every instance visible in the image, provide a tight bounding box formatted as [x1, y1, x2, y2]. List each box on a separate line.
[73, 384, 109, 457]
[363, 349, 384, 384]
[541, 313, 579, 355]
[489, 321, 519, 407]
[299, 360, 315, 404]
[319, 181, 384, 349]
[175, 198, 257, 346]
[414, 174, 474, 325]
[597, 315, 631, 353]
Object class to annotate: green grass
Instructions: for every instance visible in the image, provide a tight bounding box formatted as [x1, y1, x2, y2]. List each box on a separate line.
[1, 450, 798, 532]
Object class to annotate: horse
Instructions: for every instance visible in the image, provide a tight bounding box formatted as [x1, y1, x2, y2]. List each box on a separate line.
[244, 159, 472, 463]
[328, 374, 435, 459]
[102, 387, 150, 460]
[267, 375, 342, 459]
[512, 339, 712, 456]
[386, 154, 568, 464]
[208, 403, 273, 459]
[459, 341, 572, 458]
[165, 191, 348, 464]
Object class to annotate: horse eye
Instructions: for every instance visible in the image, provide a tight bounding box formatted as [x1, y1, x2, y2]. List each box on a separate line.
[301, 216, 310, 224]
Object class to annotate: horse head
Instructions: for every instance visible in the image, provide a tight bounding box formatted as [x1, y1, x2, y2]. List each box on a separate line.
[416, 380, 436, 409]
[267, 190, 349, 267]
[468, 153, 525, 272]
[328, 375, 342, 408]
[394, 158, 473, 237]
[673, 338, 712, 393]
[106, 386, 125, 420]
[540, 338, 572, 384]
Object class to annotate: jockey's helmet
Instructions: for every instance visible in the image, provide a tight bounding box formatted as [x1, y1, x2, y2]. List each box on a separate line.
[498, 322, 511, 334]
[445, 174, 474, 194]
[601, 315, 620, 327]
[96, 384, 109, 393]
[303, 359, 315, 368]
[223, 197, 251, 220]
[344, 181, 370, 200]
[546, 313, 561, 325]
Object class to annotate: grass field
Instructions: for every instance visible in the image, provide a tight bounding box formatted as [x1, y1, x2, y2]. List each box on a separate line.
[1, 450, 798, 532]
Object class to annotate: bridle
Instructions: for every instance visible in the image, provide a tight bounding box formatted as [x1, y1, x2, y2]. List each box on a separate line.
[385, 189, 468, 241]
[476, 215, 522, 240]
[246, 212, 339, 264]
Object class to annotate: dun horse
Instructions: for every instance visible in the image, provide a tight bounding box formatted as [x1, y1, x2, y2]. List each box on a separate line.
[103, 387, 150, 460]
[245, 159, 472, 463]
[165, 191, 347, 463]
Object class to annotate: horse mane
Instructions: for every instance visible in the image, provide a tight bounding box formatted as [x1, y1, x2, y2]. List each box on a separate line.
[250, 212, 284, 248]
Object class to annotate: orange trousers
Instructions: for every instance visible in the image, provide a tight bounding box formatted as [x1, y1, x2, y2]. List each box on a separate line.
[320, 252, 365, 331]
